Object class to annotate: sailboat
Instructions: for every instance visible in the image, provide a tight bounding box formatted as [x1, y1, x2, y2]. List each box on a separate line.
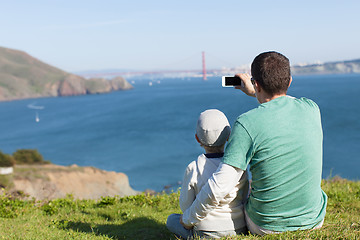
[35, 112, 40, 122]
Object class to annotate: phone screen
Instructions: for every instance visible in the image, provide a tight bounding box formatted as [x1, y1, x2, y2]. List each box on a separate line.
[222, 76, 242, 87]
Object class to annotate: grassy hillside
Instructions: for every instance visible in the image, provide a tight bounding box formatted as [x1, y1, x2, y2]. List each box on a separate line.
[0, 178, 358, 239]
[0, 46, 132, 101]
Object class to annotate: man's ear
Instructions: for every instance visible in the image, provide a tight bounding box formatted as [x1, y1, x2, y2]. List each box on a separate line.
[288, 77, 293, 88]
[254, 81, 261, 93]
[195, 134, 201, 143]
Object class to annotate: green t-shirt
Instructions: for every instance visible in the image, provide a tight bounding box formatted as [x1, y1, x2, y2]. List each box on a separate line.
[222, 96, 327, 232]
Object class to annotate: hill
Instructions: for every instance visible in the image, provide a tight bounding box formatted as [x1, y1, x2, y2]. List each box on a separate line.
[3, 164, 139, 200]
[0, 178, 358, 239]
[0, 46, 133, 102]
[292, 59, 360, 75]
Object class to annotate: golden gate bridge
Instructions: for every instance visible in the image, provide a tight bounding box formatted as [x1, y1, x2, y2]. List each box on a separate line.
[79, 52, 247, 80]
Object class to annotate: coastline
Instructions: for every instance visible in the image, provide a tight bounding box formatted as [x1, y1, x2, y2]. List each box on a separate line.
[2, 163, 140, 200]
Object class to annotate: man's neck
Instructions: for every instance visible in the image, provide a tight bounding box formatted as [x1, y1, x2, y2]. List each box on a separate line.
[258, 93, 287, 104]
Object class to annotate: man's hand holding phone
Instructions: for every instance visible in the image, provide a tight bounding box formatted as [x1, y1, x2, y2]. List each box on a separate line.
[222, 74, 256, 97]
[234, 73, 256, 97]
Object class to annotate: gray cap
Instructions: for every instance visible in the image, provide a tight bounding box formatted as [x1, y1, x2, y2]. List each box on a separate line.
[196, 109, 231, 147]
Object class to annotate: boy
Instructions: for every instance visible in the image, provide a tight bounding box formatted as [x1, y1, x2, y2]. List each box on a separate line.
[166, 109, 248, 239]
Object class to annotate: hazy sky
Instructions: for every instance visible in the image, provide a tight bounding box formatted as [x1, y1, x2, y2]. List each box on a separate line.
[1, 0, 359, 72]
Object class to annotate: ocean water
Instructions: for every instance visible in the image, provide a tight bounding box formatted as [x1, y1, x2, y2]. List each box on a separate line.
[0, 74, 359, 191]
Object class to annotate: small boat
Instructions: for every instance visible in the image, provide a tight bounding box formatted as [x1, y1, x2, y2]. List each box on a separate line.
[35, 112, 40, 122]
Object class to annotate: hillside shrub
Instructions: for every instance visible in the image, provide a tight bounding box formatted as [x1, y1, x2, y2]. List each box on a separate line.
[0, 194, 28, 218]
[13, 149, 50, 165]
[0, 151, 15, 167]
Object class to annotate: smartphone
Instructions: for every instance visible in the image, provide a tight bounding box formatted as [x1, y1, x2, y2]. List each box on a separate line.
[222, 76, 242, 87]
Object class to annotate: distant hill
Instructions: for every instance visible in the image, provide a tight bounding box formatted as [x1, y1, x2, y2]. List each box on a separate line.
[292, 59, 360, 75]
[0, 46, 133, 102]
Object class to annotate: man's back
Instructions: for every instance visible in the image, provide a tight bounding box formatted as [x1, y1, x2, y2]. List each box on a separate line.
[223, 96, 327, 231]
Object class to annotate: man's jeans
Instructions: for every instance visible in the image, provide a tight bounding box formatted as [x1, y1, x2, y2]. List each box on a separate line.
[245, 210, 325, 236]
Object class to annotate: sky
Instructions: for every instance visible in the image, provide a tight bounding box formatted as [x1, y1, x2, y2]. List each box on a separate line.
[1, 0, 359, 73]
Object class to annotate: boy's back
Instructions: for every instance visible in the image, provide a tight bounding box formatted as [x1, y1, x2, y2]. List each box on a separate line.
[180, 152, 248, 231]
[166, 109, 248, 239]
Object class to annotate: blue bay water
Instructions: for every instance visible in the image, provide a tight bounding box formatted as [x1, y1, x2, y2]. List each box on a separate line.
[0, 75, 359, 191]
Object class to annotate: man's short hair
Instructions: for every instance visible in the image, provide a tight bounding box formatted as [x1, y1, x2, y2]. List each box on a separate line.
[251, 51, 291, 95]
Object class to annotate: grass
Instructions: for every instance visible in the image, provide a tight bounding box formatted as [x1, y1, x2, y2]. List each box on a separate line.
[0, 178, 359, 239]
[0, 174, 13, 188]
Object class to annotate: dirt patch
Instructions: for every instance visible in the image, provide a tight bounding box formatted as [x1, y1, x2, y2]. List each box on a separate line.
[8, 164, 139, 200]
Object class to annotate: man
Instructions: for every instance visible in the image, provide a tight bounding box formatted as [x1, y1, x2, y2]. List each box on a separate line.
[181, 51, 327, 235]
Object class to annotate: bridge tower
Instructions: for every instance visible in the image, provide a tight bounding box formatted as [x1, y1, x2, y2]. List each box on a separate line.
[202, 51, 207, 80]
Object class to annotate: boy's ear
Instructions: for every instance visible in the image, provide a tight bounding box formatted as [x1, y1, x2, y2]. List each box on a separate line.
[195, 134, 201, 143]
